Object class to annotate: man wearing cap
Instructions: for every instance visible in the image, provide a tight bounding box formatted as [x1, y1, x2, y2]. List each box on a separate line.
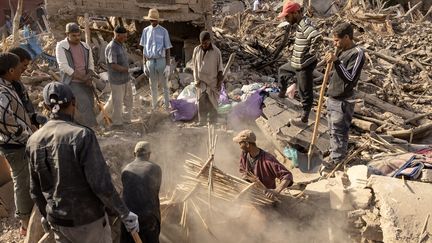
[233, 130, 293, 197]
[27, 81, 139, 242]
[278, 2, 322, 126]
[140, 8, 173, 111]
[192, 31, 224, 125]
[102, 25, 134, 129]
[55, 22, 97, 128]
[0, 52, 35, 235]
[121, 141, 162, 243]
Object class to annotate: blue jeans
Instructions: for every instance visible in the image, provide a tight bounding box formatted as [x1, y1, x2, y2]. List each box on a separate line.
[146, 58, 169, 110]
[326, 97, 355, 164]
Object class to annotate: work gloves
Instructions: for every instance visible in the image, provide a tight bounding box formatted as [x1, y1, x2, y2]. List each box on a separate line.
[122, 211, 139, 233]
[143, 64, 150, 77]
[128, 67, 141, 73]
[164, 65, 171, 78]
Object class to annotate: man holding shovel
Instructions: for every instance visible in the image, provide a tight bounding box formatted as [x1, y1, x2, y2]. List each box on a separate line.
[277, 1, 322, 126]
[320, 22, 365, 176]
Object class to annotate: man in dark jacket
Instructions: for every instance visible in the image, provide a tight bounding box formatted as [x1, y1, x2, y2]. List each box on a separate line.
[320, 22, 365, 175]
[277, 2, 322, 126]
[121, 141, 162, 243]
[27, 82, 139, 242]
[233, 130, 293, 198]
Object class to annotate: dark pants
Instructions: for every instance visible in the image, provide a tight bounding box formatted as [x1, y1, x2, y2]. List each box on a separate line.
[120, 216, 160, 243]
[326, 97, 355, 164]
[278, 61, 317, 114]
[198, 92, 217, 124]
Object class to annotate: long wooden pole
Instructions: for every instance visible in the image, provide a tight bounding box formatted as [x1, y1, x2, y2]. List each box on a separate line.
[307, 49, 337, 170]
[12, 0, 23, 47]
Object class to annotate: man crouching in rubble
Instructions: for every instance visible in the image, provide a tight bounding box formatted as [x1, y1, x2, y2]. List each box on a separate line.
[320, 22, 365, 176]
[120, 141, 162, 243]
[26, 82, 139, 243]
[233, 130, 293, 197]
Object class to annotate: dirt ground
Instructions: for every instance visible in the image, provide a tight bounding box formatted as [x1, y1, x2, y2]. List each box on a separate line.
[0, 115, 352, 243]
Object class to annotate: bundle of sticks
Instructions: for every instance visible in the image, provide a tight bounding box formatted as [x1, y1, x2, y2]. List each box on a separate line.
[181, 157, 276, 206]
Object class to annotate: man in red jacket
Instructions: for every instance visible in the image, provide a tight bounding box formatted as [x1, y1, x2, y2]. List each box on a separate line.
[233, 130, 293, 197]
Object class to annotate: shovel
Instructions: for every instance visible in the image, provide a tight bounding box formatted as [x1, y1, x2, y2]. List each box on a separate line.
[307, 49, 338, 171]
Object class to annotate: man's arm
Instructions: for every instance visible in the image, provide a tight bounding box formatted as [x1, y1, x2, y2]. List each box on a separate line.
[106, 45, 128, 73]
[0, 93, 30, 140]
[268, 156, 293, 192]
[27, 147, 48, 218]
[79, 130, 129, 218]
[305, 25, 322, 55]
[163, 28, 173, 65]
[192, 47, 200, 87]
[216, 49, 224, 89]
[85, 43, 95, 72]
[55, 42, 75, 76]
[334, 48, 365, 83]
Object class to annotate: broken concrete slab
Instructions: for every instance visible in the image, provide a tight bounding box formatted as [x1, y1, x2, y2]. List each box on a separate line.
[347, 165, 369, 189]
[368, 175, 432, 243]
[259, 96, 330, 154]
[421, 169, 432, 183]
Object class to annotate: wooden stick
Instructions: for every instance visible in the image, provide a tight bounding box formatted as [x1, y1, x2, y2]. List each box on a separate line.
[84, 13, 91, 46]
[418, 214, 430, 243]
[131, 231, 142, 243]
[12, 0, 23, 47]
[223, 53, 236, 78]
[308, 49, 337, 170]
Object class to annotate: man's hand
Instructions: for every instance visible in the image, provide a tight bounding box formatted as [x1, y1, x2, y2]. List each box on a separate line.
[121, 211, 139, 233]
[143, 64, 150, 77]
[264, 189, 278, 199]
[325, 52, 337, 64]
[164, 65, 171, 78]
[217, 72, 224, 83]
[128, 67, 141, 73]
[195, 80, 201, 88]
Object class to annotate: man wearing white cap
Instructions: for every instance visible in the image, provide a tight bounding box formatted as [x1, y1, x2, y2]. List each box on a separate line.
[140, 8, 173, 111]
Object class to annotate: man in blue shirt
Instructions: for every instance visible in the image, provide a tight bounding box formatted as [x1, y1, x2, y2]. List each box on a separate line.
[140, 8, 173, 111]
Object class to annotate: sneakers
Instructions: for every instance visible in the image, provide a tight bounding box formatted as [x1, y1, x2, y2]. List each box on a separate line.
[290, 111, 310, 127]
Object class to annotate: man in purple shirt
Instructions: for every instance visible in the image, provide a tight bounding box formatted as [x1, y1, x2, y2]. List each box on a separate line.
[233, 130, 293, 197]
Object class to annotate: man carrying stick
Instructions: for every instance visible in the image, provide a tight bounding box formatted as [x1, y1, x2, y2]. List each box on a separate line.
[233, 130, 293, 198]
[320, 22, 365, 176]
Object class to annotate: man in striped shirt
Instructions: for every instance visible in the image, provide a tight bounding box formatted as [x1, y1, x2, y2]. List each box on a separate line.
[320, 22, 365, 176]
[278, 2, 322, 126]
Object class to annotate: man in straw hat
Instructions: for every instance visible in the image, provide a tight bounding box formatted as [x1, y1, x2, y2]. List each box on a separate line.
[140, 8, 173, 111]
[233, 130, 293, 198]
[121, 141, 162, 243]
[277, 2, 322, 127]
[27, 81, 139, 243]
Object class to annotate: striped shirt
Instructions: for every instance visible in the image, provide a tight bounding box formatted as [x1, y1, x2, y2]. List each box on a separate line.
[290, 17, 322, 70]
[327, 46, 365, 99]
[0, 78, 33, 146]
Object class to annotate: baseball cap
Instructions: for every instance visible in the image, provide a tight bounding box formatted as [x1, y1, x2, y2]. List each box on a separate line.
[43, 82, 75, 107]
[65, 23, 80, 33]
[135, 141, 151, 154]
[278, 1, 301, 19]
[114, 25, 127, 34]
[233, 130, 257, 143]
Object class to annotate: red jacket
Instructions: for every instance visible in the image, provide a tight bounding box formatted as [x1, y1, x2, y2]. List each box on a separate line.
[239, 149, 293, 189]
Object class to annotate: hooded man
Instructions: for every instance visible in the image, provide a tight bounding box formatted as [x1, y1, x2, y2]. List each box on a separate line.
[192, 31, 224, 125]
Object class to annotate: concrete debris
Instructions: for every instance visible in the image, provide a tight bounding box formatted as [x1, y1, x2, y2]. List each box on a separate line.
[368, 175, 432, 242]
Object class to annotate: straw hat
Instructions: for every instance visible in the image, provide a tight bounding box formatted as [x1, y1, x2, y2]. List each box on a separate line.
[144, 8, 162, 21]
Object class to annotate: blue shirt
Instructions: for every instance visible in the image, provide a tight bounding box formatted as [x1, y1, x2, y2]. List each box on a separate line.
[140, 25, 172, 59]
